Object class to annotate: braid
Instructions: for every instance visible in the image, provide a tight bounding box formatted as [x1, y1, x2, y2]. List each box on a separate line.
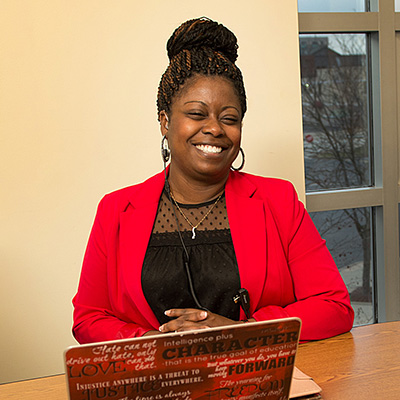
[157, 18, 247, 119]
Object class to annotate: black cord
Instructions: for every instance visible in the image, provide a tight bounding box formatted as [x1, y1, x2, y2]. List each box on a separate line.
[162, 161, 250, 317]
[233, 288, 251, 320]
[163, 166, 209, 312]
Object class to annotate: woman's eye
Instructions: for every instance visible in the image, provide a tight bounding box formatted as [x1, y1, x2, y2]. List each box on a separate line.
[187, 112, 205, 119]
[222, 116, 239, 124]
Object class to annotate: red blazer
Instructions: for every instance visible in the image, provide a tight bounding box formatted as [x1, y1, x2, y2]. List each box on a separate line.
[73, 170, 354, 343]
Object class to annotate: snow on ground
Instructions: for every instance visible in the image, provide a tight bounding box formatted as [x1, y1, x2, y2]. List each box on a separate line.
[340, 262, 374, 326]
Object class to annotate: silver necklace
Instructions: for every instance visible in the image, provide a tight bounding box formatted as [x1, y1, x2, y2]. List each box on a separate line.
[169, 191, 223, 239]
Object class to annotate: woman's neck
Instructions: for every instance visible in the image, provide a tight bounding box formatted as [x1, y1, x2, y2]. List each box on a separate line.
[167, 172, 228, 204]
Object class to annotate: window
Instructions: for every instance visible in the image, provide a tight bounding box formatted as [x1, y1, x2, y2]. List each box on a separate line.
[300, 34, 371, 192]
[311, 208, 374, 325]
[299, 0, 400, 325]
[298, 0, 366, 13]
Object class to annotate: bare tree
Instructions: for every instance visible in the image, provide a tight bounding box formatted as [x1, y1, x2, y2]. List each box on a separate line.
[300, 35, 372, 301]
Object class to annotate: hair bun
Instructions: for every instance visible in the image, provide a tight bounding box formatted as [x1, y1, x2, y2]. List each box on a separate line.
[166, 17, 238, 63]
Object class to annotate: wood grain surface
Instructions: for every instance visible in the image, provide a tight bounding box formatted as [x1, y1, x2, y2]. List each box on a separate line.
[295, 321, 400, 400]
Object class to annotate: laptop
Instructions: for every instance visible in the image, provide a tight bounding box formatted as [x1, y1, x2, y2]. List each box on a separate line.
[64, 317, 302, 400]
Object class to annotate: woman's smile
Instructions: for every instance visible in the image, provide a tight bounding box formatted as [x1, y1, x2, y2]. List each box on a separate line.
[195, 144, 223, 154]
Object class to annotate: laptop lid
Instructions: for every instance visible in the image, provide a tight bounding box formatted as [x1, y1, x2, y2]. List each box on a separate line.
[64, 317, 301, 400]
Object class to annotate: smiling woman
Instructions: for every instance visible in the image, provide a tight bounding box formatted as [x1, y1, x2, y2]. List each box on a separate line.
[72, 17, 354, 344]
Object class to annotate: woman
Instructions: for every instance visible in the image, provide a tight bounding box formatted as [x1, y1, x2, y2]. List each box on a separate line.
[72, 17, 354, 344]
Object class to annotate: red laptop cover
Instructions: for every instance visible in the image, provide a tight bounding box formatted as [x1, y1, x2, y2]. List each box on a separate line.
[65, 318, 301, 400]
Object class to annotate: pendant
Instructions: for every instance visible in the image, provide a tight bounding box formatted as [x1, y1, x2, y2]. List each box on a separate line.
[191, 227, 196, 240]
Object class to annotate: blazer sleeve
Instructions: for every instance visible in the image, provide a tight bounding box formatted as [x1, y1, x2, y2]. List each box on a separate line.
[72, 196, 152, 344]
[252, 180, 354, 341]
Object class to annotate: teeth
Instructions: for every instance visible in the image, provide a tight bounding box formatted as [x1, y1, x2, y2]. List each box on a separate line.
[196, 144, 222, 154]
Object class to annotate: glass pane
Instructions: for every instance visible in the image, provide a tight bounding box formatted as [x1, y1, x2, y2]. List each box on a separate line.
[310, 207, 374, 326]
[396, 0, 400, 12]
[298, 0, 366, 12]
[300, 34, 372, 192]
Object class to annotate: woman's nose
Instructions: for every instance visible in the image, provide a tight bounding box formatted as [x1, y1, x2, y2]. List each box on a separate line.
[201, 117, 224, 136]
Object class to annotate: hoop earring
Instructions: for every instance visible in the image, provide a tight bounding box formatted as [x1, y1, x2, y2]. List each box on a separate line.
[161, 136, 170, 163]
[231, 148, 245, 171]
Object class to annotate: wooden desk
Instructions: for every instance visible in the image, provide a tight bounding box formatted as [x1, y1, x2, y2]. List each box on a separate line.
[295, 320, 400, 400]
[1, 321, 399, 399]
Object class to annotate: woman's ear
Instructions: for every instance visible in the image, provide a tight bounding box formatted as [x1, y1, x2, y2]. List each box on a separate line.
[159, 111, 169, 136]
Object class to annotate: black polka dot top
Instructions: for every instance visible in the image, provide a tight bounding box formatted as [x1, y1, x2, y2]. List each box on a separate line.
[141, 188, 241, 325]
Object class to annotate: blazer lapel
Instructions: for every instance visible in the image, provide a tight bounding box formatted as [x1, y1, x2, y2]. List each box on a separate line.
[119, 171, 165, 329]
[225, 172, 267, 318]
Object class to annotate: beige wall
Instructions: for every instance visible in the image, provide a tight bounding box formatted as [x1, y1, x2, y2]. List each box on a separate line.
[0, 0, 303, 383]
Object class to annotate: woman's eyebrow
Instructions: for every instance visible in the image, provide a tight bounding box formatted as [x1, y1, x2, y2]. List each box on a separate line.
[184, 100, 240, 113]
[184, 100, 206, 105]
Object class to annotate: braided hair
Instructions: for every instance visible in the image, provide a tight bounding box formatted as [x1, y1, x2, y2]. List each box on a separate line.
[157, 17, 247, 120]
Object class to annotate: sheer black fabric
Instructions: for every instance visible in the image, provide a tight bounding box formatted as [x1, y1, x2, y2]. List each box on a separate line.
[141, 189, 241, 325]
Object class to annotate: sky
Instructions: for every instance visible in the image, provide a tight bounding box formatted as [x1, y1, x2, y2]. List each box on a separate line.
[298, 0, 400, 12]
[298, 0, 366, 12]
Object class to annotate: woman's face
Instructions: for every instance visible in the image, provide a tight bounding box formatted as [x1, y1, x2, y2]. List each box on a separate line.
[161, 75, 242, 184]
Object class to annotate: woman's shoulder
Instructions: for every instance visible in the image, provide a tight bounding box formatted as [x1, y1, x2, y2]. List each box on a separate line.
[229, 171, 298, 199]
[229, 171, 304, 222]
[230, 172, 306, 238]
[97, 171, 165, 213]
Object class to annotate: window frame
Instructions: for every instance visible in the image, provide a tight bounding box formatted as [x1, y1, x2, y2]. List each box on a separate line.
[298, 0, 400, 323]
